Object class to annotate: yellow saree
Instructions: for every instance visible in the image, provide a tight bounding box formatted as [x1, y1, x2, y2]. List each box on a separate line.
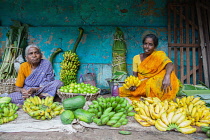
[119, 51, 180, 101]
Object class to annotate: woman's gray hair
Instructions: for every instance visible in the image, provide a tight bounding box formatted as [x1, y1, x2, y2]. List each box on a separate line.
[25, 44, 41, 56]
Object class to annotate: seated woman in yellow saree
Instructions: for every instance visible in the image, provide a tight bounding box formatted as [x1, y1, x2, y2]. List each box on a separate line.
[119, 34, 180, 101]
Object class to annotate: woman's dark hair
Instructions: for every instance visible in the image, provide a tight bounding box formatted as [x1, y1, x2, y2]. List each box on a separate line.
[142, 34, 159, 48]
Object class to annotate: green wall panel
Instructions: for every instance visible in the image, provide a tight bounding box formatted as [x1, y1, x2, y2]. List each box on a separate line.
[0, 0, 168, 27]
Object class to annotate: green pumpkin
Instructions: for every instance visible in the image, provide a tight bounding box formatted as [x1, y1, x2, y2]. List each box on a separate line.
[60, 110, 75, 125]
[62, 96, 86, 111]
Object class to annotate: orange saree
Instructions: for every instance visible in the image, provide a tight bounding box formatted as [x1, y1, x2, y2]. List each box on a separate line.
[119, 51, 180, 101]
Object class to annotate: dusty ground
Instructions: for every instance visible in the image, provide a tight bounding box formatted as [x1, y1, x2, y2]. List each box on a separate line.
[0, 94, 209, 140]
[0, 128, 208, 140]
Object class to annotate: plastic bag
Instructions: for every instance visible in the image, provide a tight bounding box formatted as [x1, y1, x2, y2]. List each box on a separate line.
[82, 64, 96, 86]
[14, 55, 25, 72]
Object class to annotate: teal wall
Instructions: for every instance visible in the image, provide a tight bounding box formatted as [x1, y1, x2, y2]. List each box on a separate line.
[0, 0, 170, 89]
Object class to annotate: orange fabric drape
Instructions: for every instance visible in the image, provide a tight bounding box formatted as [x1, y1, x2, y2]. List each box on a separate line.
[15, 62, 31, 87]
[119, 51, 180, 101]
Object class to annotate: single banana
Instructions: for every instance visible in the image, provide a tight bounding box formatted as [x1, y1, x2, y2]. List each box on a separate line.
[154, 103, 160, 114]
[155, 119, 167, 131]
[171, 113, 183, 124]
[145, 97, 154, 104]
[167, 111, 175, 124]
[139, 115, 155, 125]
[163, 100, 169, 111]
[167, 105, 176, 114]
[144, 105, 151, 117]
[123, 84, 130, 89]
[179, 126, 196, 134]
[194, 100, 205, 106]
[188, 103, 194, 114]
[176, 98, 180, 105]
[178, 120, 192, 128]
[148, 104, 156, 120]
[191, 106, 197, 118]
[199, 119, 210, 124]
[156, 118, 168, 128]
[139, 107, 147, 116]
[191, 97, 201, 104]
[176, 114, 186, 125]
[174, 107, 184, 114]
[37, 96, 42, 105]
[161, 112, 169, 125]
[134, 114, 151, 127]
[195, 122, 209, 127]
[44, 96, 50, 106]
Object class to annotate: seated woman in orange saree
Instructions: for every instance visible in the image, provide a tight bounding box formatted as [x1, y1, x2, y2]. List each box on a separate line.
[119, 34, 180, 101]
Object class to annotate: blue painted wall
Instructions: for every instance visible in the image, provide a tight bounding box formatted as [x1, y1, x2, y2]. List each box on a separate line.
[0, 0, 170, 89]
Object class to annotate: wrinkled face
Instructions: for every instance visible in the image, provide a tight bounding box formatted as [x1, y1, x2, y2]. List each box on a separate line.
[25, 47, 42, 64]
[143, 37, 155, 55]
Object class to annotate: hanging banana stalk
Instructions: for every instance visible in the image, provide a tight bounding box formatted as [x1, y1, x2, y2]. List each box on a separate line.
[112, 27, 127, 81]
[60, 28, 84, 85]
[49, 48, 63, 64]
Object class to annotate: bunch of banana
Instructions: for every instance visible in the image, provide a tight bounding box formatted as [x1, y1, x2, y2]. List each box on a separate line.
[87, 96, 135, 127]
[154, 111, 196, 134]
[0, 103, 19, 124]
[22, 96, 64, 120]
[175, 96, 210, 127]
[123, 75, 141, 90]
[132, 97, 179, 126]
[60, 50, 80, 85]
[176, 96, 206, 106]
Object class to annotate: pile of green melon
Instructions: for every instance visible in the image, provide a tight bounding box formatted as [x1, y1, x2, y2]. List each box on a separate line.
[60, 96, 93, 124]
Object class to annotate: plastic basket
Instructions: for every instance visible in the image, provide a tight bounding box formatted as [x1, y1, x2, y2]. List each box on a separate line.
[57, 89, 100, 102]
[0, 78, 16, 94]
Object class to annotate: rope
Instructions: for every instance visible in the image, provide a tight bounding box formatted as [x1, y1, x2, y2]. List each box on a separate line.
[112, 55, 126, 67]
[114, 38, 126, 42]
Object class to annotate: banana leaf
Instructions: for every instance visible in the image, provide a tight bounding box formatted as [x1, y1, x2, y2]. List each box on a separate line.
[111, 71, 127, 82]
[176, 84, 210, 106]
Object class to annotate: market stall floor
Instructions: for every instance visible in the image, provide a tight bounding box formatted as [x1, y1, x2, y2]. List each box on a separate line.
[0, 128, 208, 140]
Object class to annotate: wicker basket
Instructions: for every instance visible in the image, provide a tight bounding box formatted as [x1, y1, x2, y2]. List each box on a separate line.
[57, 89, 100, 102]
[0, 78, 16, 94]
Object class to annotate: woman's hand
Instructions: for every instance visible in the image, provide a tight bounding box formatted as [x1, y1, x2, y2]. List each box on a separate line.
[161, 75, 172, 93]
[27, 88, 37, 95]
[129, 86, 137, 91]
[21, 88, 31, 99]
[22, 88, 37, 99]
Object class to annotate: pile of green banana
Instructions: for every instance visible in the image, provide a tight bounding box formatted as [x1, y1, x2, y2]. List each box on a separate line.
[60, 50, 80, 85]
[23, 96, 64, 120]
[0, 103, 19, 124]
[87, 96, 135, 127]
[201, 126, 210, 138]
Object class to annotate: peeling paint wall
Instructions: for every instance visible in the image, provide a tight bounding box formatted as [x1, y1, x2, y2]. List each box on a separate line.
[0, 0, 170, 88]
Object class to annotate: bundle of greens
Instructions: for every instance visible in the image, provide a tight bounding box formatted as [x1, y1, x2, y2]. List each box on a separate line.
[112, 27, 127, 81]
[0, 20, 28, 79]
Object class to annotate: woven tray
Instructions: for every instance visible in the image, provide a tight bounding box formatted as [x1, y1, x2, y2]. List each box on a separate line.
[57, 89, 100, 102]
[0, 78, 16, 94]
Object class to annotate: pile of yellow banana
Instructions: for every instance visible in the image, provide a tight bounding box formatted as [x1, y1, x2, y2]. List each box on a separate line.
[133, 96, 210, 134]
[23, 96, 64, 120]
[60, 50, 80, 85]
[176, 96, 210, 127]
[133, 97, 178, 126]
[123, 75, 141, 89]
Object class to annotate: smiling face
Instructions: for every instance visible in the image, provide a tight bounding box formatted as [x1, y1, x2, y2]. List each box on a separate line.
[25, 47, 42, 65]
[143, 37, 156, 55]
